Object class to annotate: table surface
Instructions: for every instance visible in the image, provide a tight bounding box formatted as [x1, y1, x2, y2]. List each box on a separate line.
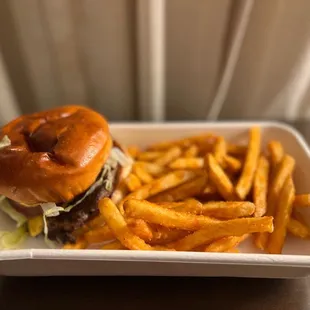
[1, 121, 310, 310]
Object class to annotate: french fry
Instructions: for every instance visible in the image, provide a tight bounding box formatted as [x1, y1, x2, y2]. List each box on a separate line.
[125, 173, 142, 192]
[84, 225, 114, 244]
[28, 216, 44, 237]
[137, 151, 163, 161]
[224, 155, 242, 173]
[127, 145, 140, 159]
[169, 157, 204, 170]
[171, 216, 273, 251]
[157, 201, 184, 208]
[227, 144, 247, 157]
[155, 146, 182, 166]
[124, 199, 218, 231]
[207, 154, 236, 200]
[268, 140, 284, 167]
[200, 201, 255, 219]
[236, 127, 261, 200]
[294, 194, 310, 208]
[287, 218, 310, 239]
[225, 248, 240, 253]
[119, 170, 197, 214]
[172, 199, 203, 215]
[204, 234, 249, 252]
[213, 136, 227, 166]
[253, 155, 270, 217]
[99, 198, 153, 250]
[268, 177, 295, 254]
[254, 142, 288, 250]
[101, 240, 126, 250]
[150, 225, 189, 245]
[184, 145, 199, 158]
[126, 218, 153, 242]
[133, 164, 154, 184]
[149, 175, 207, 202]
[135, 161, 166, 177]
[63, 237, 87, 249]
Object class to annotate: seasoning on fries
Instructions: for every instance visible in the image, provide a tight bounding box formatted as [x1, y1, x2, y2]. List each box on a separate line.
[60, 126, 310, 256]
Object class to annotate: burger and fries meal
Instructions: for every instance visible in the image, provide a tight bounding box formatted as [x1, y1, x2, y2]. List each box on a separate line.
[0, 105, 309, 255]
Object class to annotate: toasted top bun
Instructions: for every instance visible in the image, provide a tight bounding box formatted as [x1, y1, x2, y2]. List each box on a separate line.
[0, 105, 112, 205]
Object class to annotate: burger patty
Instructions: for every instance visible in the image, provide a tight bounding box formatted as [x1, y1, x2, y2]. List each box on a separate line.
[8, 162, 120, 244]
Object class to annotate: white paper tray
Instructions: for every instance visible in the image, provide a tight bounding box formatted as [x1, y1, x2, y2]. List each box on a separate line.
[1, 121, 310, 278]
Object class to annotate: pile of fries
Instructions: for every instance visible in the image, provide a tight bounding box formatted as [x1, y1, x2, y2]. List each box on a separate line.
[64, 127, 310, 254]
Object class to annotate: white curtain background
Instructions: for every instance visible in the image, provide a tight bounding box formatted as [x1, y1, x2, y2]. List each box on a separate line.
[1, 0, 310, 124]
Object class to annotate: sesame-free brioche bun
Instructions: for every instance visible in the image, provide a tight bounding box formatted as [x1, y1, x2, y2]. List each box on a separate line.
[0, 105, 112, 205]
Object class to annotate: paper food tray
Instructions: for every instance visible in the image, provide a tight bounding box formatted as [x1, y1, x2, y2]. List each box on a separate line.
[1, 121, 310, 278]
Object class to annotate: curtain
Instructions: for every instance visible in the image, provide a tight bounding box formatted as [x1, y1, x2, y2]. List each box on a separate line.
[0, 0, 310, 124]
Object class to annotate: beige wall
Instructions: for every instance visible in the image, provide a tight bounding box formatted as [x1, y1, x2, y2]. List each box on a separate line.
[1, 0, 310, 123]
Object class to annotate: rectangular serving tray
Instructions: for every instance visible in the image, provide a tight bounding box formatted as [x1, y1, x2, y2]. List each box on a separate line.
[1, 122, 310, 277]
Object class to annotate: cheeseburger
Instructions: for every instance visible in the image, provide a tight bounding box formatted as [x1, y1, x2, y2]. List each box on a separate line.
[0, 105, 132, 245]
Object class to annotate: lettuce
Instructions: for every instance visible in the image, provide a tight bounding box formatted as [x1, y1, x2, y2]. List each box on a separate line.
[0, 196, 27, 227]
[0, 224, 27, 249]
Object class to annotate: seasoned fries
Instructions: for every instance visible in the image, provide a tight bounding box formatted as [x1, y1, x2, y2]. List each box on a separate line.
[207, 154, 236, 201]
[171, 217, 273, 251]
[64, 126, 310, 256]
[125, 173, 142, 192]
[99, 198, 152, 250]
[268, 177, 295, 254]
[169, 158, 204, 170]
[236, 127, 261, 200]
[253, 156, 269, 217]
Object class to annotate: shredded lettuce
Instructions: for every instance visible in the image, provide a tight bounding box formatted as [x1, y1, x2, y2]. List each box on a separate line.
[0, 135, 11, 149]
[0, 196, 27, 227]
[0, 224, 27, 249]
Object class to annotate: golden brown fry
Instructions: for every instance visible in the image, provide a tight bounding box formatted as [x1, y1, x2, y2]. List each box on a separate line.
[84, 225, 115, 244]
[155, 146, 182, 166]
[28, 216, 44, 237]
[137, 151, 163, 161]
[253, 155, 270, 217]
[207, 154, 236, 200]
[294, 194, 310, 208]
[119, 170, 197, 214]
[224, 155, 242, 173]
[268, 140, 284, 167]
[99, 198, 153, 250]
[169, 157, 204, 170]
[173, 199, 203, 215]
[127, 145, 140, 159]
[63, 237, 87, 249]
[184, 145, 199, 158]
[236, 127, 261, 200]
[135, 161, 166, 177]
[227, 144, 247, 156]
[156, 201, 184, 208]
[126, 218, 153, 242]
[287, 218, 310, 239]
[125, 173, 142, 192]
[124, 199, 218, 231]
[200, 201, 255, 219]
[149, 225, 189, 245]
[149, 175, 207, 202]
[133, 164, 154, 184]
[204, 234, 249, 252]
[203, 183, 217, 195]
[171, 216, 273, 251]
[268, 177, 295, 254]
[213, 136, 227, 166]
[101, 240, 126, 250]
